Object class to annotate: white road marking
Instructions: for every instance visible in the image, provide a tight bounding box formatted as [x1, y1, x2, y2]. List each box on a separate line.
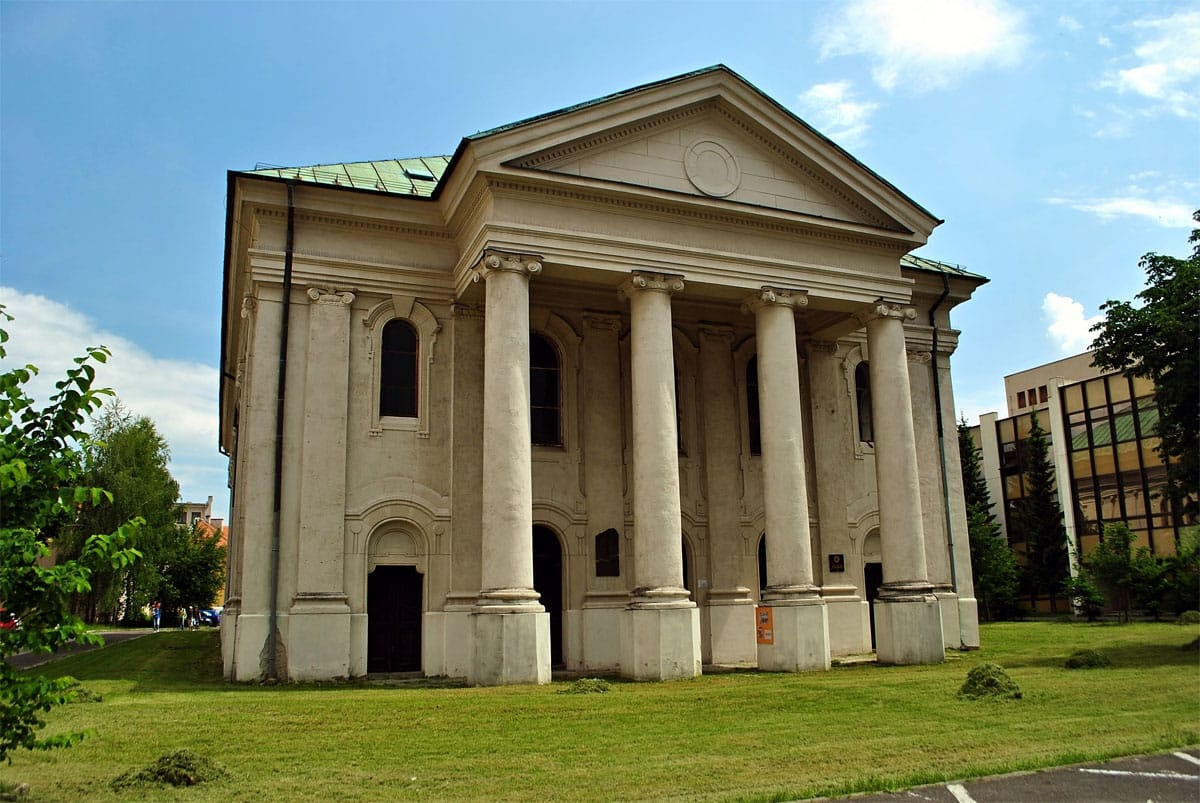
[1174, 751, 1200, 767]
[946, 783, 977, 803]
[1079, 768, 1194, 779]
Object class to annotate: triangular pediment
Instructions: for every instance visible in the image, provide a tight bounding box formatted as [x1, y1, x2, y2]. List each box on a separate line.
[508, 99, 897, 230]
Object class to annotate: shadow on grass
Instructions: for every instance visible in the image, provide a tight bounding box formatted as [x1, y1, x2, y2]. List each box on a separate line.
[1000, 635, 1200, 669]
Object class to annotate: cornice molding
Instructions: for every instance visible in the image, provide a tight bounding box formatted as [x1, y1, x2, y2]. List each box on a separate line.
[251, 206, 451, 241]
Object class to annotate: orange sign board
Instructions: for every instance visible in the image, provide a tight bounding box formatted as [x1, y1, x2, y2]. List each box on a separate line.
[755, 606, 774, 645]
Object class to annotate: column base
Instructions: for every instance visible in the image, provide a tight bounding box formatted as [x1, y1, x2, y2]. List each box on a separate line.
[756, 599, 831, 672]
[287, 594, 351, 681]
[956, 596, 981, 649]
[621, 604, 701, 681]
[469, 609, 550, 686]
[873, 594, 944, 665]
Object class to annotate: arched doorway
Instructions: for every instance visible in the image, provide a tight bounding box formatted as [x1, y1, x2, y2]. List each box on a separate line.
[367, 565, 423, 673]
[533, 525, 564, 667]
[862, 529, 882, 650]
[681, 535, 694, 598]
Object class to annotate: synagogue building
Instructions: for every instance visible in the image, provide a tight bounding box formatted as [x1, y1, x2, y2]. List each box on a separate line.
[218, 66, 985, 684]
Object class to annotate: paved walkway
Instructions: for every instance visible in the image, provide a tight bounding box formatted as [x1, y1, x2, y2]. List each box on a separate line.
[3, 629, 152, 671]
[827, 749, 1200, 803]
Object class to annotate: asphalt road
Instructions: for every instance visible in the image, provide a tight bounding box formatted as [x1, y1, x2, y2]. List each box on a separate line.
[3, 629, 151, 671]
[827, 749, 1200, 803]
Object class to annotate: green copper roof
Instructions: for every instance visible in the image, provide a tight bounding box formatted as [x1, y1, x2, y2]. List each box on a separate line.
[901, 254, 988, 283]
[244, 156, 452, 197]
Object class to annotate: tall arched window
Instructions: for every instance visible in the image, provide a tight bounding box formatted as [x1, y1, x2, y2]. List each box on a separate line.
[746, 356, 762, 456]
[530, 333, 562, 446]
[856, 361, 873, 443]
[380, 320, 418, 417]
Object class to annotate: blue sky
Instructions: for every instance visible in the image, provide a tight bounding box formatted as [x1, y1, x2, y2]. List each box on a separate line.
[2, 0, 1197, 521]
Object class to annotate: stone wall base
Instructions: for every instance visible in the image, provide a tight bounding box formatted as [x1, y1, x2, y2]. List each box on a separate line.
[707, 601, 758, 665]
[287, 598, 351, 681]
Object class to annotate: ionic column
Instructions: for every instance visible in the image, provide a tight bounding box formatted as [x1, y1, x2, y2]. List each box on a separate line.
[859, 302, 943, 665]
[742, 288, 829, 672]
[469, 250, 550, 686]
[289, 287, 355, 681]
[618, 271, 700, 680]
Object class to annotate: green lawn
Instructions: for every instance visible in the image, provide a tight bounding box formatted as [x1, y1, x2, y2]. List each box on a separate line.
[4, 621, 1198, 802]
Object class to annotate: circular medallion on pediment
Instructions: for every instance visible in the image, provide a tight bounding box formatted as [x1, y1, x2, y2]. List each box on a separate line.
[683, 139, 741, 197]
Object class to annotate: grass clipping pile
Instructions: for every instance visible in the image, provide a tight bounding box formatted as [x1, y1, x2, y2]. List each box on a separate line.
[112, 750, 228, 789]
[958, 662, 1022, 700]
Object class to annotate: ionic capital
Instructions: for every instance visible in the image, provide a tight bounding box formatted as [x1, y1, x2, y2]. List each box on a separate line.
[582, 312, 623, 333]
[906, 349, 933, 365]
[240, 296, 257, 319]
[855, 302, 917, 326]
[698, 324, 736, 345]
[618, 271, 685, 302]
[741, 286, 809, 316]
[470, 250, 542, 283]
[307, 288, 355, 306]
[450, 302, 485, 320]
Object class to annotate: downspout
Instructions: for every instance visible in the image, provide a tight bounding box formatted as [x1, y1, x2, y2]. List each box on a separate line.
[267, 181, 297, 682]
[928, 272, 960, 609]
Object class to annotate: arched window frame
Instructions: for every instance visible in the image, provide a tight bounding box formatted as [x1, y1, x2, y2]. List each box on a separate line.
[365, 297, 440, 436]
[841, 343, 875, 459]
[530, 331, 563, 447]
[528, 310, 580, 456]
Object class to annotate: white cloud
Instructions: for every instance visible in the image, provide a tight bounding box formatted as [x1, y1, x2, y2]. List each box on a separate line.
[0, 287, 227, 518]
[1101, 9, 1200, 119]
[816, 0, 1030, 92]
[1043, 292, 1102, 355]
[1097, 34, 1112, 48]
[1045, 195, 1194, 228]
[795, 81, 880, 148]
[1058, 15, 1081, 33]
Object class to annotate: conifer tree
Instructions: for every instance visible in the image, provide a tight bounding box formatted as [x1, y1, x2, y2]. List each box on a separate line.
[958, 420, 1019, 620]
[1016, 411, 1070, 612]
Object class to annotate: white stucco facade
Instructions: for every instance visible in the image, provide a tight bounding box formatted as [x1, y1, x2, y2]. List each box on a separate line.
[218, 67, 984, 684]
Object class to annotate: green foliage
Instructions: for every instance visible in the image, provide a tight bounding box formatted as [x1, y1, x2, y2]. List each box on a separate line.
[1063, 569, 1105, 622]
[111, 750, 228, 789]
[1014, 412, 1070, 612]
[1161, 528, 1200, 616]
[57, 403, 181, 624]
[1064, 649, 1111, 669]
[0, 307, 141, 763]
[155, 523, 227, 614]
[958, 662, 1022, 700]
[1090, 211, 1199, 513]
[557, 678, 612, 695]
[1179, 610, 1200, 625]
[1083, 522, 1165, 622]
[958, 420, 1021, 620]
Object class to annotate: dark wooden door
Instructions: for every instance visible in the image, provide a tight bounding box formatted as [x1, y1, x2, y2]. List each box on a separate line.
[864, 562, 883, 650]
[532, 526, 563, 667]
[367, 565, 423, 673]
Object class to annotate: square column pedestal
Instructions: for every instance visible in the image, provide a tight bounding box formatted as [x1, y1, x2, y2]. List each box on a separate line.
[756, 600, 831, 672]
[469, 610, 551, 686]
[288, 594, 352, 681]
[874, 595, 945, 665]
[621, 606, 702, 681]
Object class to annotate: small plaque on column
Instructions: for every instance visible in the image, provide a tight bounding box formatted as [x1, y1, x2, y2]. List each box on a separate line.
[828, 554, 845, 573]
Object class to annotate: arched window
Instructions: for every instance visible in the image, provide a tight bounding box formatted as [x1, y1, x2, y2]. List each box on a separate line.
[855, 361, 873, 443]
[746, 356, 762, 456]
[380, 320, 418, 418]
[530, 333, 562, 446]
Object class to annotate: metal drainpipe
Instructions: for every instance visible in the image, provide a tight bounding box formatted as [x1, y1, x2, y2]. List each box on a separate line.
[267, 181, 297, 682]
[928, 272, 960, 610]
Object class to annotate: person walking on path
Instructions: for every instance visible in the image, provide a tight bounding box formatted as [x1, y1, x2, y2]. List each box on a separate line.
[151, 601, 161, 632]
